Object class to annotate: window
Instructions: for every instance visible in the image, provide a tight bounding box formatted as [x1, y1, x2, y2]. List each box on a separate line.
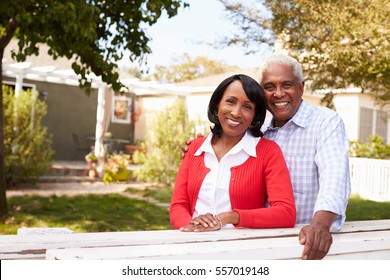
[376, 110, 388, 143]
[359, 107, 389, 143]
[359, 107, 373, 142]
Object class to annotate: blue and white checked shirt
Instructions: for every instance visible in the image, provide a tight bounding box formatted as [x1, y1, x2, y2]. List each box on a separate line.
[262, 100, 351, 231]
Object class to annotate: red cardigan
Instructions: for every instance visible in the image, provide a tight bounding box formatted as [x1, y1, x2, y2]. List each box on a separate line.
[169, 137, 296, 229]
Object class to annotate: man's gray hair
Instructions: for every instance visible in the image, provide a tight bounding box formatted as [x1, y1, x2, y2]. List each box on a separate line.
[258, 54, 303, 83]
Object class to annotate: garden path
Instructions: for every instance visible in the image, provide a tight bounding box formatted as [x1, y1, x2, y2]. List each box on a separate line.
[6, 181, 169, 208]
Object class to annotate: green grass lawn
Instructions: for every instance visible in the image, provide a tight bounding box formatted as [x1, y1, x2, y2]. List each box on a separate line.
[1, 190, 389, 235]
[0, 193, 172, 234]
[346, 194, 390, 221]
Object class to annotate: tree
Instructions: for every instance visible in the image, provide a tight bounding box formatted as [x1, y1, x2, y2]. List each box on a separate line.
[219, 0, 390, 106]
[0, 0, 188, 215]
[152, 53, 238, 82]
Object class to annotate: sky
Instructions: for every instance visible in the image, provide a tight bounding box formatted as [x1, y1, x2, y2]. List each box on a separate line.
[120, 0, 273, 72]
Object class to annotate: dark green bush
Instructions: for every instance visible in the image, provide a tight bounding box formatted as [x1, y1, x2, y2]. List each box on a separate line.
[3, 86, 54, 186]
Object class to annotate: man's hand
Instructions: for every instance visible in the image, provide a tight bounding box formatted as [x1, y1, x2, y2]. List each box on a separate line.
[181, 139, 192, 158]
[298, 224, 332, 259]
[181, 134, 204, 158]
[298, 211, 336, 260]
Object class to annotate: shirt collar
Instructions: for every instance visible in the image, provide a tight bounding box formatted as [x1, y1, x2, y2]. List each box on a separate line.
[195, 131, 258, 157]
[291, 100, 311, 128]
[263, 100, 311, 131]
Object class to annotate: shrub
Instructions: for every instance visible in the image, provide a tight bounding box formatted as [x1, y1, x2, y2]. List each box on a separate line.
[3, 86, 54, 186]
[131, 143, 146, 165]
[349, 135, 390, 159]
[133, 98, 195, 185]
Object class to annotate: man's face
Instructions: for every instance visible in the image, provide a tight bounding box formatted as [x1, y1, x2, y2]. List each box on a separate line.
[260, 64, 304, 127]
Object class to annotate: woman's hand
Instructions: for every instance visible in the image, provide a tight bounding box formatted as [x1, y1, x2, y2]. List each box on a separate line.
[180, 213, 222, 232]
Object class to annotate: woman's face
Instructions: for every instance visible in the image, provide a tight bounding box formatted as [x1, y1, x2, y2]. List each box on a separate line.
[217, 80, 256, 139]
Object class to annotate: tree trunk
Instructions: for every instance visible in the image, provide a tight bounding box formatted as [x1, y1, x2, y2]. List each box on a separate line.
[0, 17, 18, 215]
[0, 49, 8, 216]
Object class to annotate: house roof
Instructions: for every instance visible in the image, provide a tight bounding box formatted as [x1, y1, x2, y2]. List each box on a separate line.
[3, 39, 355, 99]
[2, 39, 136, 87]
[2, 39, 256, 97]
[4, 39, 74, 70]
[175, 68, 261, 87]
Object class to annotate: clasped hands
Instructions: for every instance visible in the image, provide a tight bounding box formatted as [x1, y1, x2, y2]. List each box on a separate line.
[180, 213, 223, 232]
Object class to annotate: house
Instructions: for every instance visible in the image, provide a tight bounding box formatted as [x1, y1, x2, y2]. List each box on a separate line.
[2, 40, 199, 161]
[2, 40, 389, 163]
[320, 89, 389, 144]
[2, 40, 143, 160]
[134, 70, 390, 145]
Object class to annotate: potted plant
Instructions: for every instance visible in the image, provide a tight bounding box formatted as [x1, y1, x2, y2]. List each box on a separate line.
[103, 153, 131, 183]
[85, 152, 98, 178]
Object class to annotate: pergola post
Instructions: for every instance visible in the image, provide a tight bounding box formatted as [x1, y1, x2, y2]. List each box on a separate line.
[94, 83, 107, 173]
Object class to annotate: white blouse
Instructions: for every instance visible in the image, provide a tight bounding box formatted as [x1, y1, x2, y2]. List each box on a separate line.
[193, 131, 261, 228]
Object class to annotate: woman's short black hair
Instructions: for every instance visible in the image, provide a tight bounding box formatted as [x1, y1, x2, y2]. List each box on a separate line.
[207, 74, 266, 138]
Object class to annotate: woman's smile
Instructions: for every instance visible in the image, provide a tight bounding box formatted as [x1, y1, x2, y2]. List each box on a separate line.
[226, 118, 241, 127]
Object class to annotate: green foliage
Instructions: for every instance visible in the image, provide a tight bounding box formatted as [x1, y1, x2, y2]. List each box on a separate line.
[3, 86, 53, 185]
[319, 92, 336, 111]
[349, 135, 390, 159]
[0, 0, 188, 92]
[220, 0, 390, 107]
[152, 53, 238, 82]
[133, 98, 194, 185]
[103, 153, 131, 184]
[131, 144, 147, 165]
[85, 152, 97, 162]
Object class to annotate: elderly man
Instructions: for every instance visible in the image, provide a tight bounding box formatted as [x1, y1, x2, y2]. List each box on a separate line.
[259, 54, 351, 259]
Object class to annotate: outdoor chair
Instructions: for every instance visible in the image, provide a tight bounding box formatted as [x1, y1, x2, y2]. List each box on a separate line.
[72, 133, 91, 160]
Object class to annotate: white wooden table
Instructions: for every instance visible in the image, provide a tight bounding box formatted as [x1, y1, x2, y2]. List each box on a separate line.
[0, 220, 389, 260]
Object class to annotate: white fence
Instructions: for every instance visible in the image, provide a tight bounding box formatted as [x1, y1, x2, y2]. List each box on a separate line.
[349, 157, 390, 202]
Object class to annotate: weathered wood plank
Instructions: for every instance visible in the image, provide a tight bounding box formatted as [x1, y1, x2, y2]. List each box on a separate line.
[1, 220, 390, 260]
[17, 227, 74, 235]
[44, 230, 390, 260]
[0, 228, 295, 260]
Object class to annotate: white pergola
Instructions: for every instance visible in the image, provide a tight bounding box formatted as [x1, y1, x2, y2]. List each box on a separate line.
[2, 62, 191, 160]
